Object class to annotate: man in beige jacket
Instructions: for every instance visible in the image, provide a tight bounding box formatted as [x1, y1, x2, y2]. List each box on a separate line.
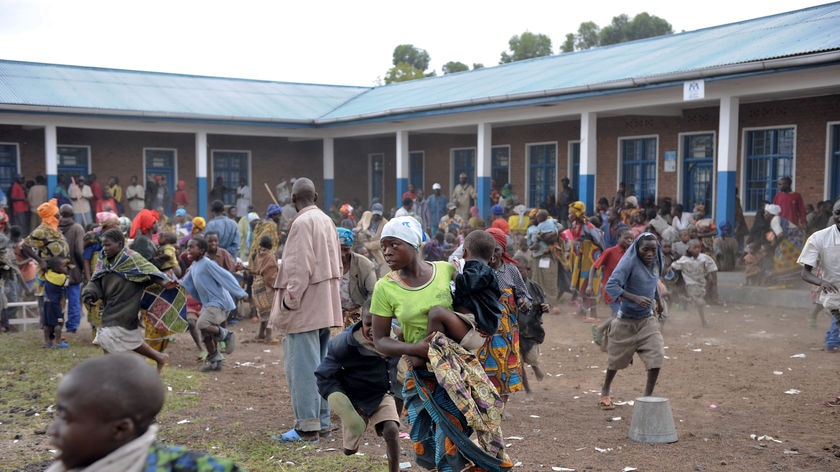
[269, 177, 342, 443]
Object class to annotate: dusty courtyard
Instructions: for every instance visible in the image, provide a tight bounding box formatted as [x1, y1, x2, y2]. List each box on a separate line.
[5, 297, 840, 471]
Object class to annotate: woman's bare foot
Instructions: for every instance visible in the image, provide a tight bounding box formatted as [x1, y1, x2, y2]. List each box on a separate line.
[156, 353, 170, 372]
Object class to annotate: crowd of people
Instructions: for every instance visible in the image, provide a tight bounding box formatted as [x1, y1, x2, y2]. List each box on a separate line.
[6, 170, 838, 471]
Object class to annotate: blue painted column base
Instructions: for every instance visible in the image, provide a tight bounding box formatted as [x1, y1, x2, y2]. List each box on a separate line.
[477, 176, 491, 221]
[578, 174, 595, 214]
[196, 177, 207, 219]
[716, 170, 737, 230]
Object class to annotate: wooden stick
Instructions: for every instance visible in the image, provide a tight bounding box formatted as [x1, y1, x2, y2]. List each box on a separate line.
[264, 182, 280, 206]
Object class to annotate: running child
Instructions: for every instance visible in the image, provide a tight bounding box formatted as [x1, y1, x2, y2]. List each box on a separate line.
[668, 239, 718, 327]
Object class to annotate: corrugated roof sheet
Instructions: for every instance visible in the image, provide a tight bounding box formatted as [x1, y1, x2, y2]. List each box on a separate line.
[1, 2, 839, 125]
[321, 2, 840, 121]
[0, 62, 368, 123]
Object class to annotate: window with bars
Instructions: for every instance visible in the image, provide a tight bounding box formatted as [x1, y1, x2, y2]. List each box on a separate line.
[452, 148, 476, 188]
[57, 145, 90, 185]
[620, 137, 657, 207]
[491, 146, 510, 188]
[211, 150, 249, 207]
[0, 143, 19, 195]
[370, 153, 384, 203]
[831, 124, 840, 201]
[681, 133, 714, 214]
[527, 143, 556, 208]
[744, 128, 794, 212]
[409, 151, 424, 191]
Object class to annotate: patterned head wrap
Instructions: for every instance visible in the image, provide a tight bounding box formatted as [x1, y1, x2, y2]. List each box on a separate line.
[486, 227, 517, 265]
[381, 216, 424, 248]
[337, 227, 355, 247]
[569, 201, 587, 222]
[340, 203, 353, 215]
[37, 198, 60, 230]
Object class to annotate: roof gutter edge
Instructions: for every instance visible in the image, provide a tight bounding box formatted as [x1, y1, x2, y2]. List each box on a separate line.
[0, 105, 315, 125]
[315, 50, 840, 124]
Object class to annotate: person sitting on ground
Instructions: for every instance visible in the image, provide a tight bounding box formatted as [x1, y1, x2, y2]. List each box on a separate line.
[427, 230, 503, 351]
[315, 306, 401, 472]
[46, 352, 240, 472]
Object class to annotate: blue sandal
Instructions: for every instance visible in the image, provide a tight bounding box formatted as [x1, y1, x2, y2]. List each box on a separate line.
[272, 428, 319, 443]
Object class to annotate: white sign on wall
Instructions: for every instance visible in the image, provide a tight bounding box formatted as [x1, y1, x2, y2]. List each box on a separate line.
[684, 80, 705, 101]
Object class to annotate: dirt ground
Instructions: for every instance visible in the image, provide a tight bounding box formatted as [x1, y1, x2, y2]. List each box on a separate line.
[9, 299, 840, 471]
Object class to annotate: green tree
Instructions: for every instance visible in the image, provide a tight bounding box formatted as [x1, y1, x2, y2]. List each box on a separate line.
[442, 61, 469, 74]
[392, 44, 430, 71]
[561, 12, 673, 52]
[499, 31, 553, 63]
[384, 62, 426, 84]
[561, 33, 576, 53]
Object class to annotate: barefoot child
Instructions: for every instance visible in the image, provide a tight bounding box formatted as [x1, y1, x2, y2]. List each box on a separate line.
[46, 352, 240, 471]
[250, 235, 278, 343]
[81, 228, 173, 372]
[427, 230, 502, 350]
[513, 253, 548, 396]
[668, 239, 718, 327]
[315, 305, 401, 471]
[42, 256, 69, 348]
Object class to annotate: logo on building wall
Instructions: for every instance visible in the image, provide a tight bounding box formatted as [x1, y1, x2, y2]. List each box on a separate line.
[684, 80, 705, 101]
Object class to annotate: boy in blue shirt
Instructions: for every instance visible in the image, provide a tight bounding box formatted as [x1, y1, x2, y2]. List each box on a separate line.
[181, 237, 247, 372]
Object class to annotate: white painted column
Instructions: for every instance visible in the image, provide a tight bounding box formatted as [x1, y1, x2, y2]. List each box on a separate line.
[579, 112, 597, 211]
[44, 124, 58, 195]
[323, 137, 335, 211]
[396, 130, 409, 207]
[716, 96, 739, 226]
[477, 122, 492, 219]
[196, 131, 208, 218]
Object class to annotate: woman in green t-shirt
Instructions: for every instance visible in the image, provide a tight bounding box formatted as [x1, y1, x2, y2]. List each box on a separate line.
[370, 216, 512, 472]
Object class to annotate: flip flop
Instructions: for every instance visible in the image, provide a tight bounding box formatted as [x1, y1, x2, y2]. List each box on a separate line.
[599, 396, 616, 410]
[272, 428, 319, 443]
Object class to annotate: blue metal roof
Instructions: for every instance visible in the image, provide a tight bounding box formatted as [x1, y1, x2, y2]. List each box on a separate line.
[0, 62, 368, 123]
[0, 2, 838, 125]
[321, 2, 840, 121]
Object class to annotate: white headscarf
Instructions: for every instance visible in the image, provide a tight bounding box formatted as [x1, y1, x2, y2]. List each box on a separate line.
[380, 216, 424, 248]
[764, 204, 781, 216]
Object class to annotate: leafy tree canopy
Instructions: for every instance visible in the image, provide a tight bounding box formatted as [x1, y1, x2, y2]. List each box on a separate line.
[560, 12, 672, 52]
[384, 62, 427, 84]
[499, 31, 553, 64]
[392, 44, 431, 71]
[442, 61, 469, 74]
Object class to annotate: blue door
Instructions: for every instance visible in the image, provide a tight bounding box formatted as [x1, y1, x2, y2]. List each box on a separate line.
[145, 149, 176, 217]
[57, 145, 90, 188]
[682, 134, 714, 215]
[0, 143, 18, 198]
[212, 151, 249, 207]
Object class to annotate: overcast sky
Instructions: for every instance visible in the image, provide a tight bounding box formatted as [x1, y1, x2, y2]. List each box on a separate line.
[0, 0, 827, 86]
